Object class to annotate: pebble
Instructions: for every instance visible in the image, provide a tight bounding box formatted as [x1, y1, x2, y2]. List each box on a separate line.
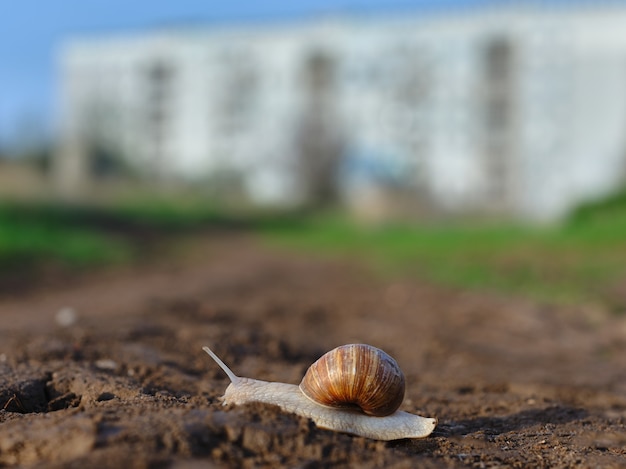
[55, 307, 78, 327]
[94, 359, 118, 371]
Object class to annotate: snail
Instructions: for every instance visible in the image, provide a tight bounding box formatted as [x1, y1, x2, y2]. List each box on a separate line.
[203, 343, 437, 441]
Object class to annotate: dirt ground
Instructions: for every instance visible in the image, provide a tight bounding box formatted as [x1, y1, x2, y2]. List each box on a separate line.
[0, 233, 625, 468]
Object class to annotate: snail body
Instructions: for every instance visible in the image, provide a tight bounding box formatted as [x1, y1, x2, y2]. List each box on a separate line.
[203, 344, 437, 441]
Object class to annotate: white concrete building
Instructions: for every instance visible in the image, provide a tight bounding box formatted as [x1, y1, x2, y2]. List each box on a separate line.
[57, 4, 626, 220]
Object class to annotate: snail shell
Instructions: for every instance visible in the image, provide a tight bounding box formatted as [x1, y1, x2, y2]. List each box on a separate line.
[299, 344, 405, 417]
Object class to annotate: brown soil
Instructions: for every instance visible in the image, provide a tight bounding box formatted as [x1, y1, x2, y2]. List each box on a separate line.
[0, 234, 625, 468]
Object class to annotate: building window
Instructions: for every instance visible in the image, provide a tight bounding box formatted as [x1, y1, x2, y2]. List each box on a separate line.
[143, 60, 175, 178]
[483, 37, 514, 206]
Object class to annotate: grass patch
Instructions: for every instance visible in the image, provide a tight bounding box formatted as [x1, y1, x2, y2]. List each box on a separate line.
[259, 210, 626, 308]
[0, 222, 130, 267]
[3, 189, 626, 309]
[0, 203, 132, 269]
[0, 195, 234, 270]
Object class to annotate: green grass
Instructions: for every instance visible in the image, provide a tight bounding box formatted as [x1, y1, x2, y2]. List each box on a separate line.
[0, 203, 132, 269]
[259, 208, 626, 309]
[0, 195, 252, 270]
[0, 195, 221, 269]
[108, 195, 245, 230]
[3, 188, 626, 310]
[0, 221, 130, 267]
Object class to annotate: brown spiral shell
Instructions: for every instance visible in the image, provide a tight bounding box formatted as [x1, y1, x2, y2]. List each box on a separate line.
[299, 344, 406, 417]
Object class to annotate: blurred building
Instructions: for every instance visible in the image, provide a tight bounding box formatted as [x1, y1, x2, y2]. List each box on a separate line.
[57, 4, 626, 220]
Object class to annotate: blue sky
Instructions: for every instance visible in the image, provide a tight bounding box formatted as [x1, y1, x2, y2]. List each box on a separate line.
[0, 0, 572, 147]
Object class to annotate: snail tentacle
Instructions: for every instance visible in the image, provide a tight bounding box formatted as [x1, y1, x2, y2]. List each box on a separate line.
[202, 346, 240, 384]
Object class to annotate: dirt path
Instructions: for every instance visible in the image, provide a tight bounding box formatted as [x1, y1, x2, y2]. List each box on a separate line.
[0, 235, 625, 467]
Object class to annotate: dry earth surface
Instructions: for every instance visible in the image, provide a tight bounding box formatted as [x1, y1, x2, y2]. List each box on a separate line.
[0, 234, 625, 468]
